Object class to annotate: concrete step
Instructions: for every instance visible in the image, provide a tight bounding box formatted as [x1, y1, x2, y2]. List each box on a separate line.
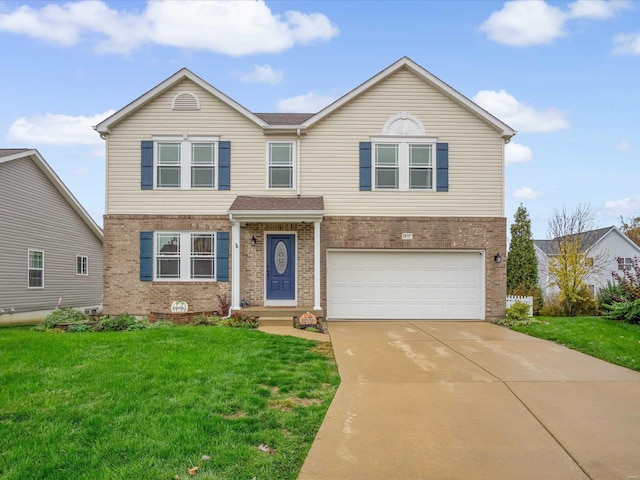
[257, 316, 294, 327]
[241, 307, 323, 319]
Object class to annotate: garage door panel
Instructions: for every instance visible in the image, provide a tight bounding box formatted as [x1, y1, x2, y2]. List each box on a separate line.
[327, 251, 483, 320]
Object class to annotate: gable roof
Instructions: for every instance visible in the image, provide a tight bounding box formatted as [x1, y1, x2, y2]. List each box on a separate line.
[94, 57, 516, 139]
[0, 149, 103, 241]
[534, 226, 640, 256]
[301, 57, 516, 138]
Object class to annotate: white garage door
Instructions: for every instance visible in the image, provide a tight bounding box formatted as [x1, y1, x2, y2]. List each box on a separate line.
[326, 250, 484, 320]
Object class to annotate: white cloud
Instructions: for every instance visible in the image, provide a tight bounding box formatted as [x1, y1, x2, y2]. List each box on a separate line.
[613, 31, 640, 55]
[603, 196, 640, 216]
[237, 64, 284, 85]
[513, 187, 544, 200]
[480, 0, 566, 46]
[277, 92, 336, 113]
[617, 140, 632, 151]
[0, 1, 339, 55]
[567, 0, 632, 19]
[480, 0, 632, 47]
[6, 110, 115, 146]
[473, 90, 569, 133]
[505, 141, 533, 165]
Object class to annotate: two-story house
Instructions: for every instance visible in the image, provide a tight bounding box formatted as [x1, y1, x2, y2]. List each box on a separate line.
[95, 57, 515, 322]
[535, 226, 640, 298]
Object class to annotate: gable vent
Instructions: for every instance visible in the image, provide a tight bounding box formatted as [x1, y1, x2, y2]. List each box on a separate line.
[382, 112, 426, 136]
[172, 92, 200, 111]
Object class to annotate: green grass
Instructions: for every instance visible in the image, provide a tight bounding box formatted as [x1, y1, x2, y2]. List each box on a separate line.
[0, 326, 339, 479]
[512, 316, 640, 371]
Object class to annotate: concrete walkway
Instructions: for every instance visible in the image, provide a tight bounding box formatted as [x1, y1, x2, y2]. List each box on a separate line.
[298, 321, 640, 480]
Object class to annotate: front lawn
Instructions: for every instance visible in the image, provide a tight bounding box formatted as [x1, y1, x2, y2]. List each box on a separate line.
[0, 326, 339, 479]
[512, 316, 640, 371]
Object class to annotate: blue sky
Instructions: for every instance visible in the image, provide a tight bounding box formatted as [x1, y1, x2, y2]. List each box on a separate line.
[1, 0, 639, 238]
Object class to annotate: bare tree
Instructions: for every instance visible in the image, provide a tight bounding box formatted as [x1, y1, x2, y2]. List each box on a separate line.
[546, 204, 607, 316]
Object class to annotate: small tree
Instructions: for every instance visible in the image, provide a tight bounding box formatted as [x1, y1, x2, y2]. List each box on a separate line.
[620, 215, 640, 247]
[507, 204, 539, 293]
[547, 204, 606, 316]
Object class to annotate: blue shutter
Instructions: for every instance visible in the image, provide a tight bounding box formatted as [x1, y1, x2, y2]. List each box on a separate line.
[359, 142, 372, 191]
[141, 141, 153, 190]
[216, 232, 229, 282]
[218, 141, 231, 190]
[436, 143, 449, 192]
[140, 231, 153, 281]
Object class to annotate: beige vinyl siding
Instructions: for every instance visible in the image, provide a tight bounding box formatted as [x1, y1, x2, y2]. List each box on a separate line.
[300, 67, 505, 217]
[0, 158, 103, 313]
[106, 69, 505, 217]
[106, 78, 270, 215]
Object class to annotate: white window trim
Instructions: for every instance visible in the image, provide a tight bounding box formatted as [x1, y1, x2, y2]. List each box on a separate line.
[76, 255, 88, 276]
[153, 231, 217, 282]
[266, 140, 296, 190]
[371, 136, 437, 191]
[28, 249, 44, 289]
[152, 134, 220, 190]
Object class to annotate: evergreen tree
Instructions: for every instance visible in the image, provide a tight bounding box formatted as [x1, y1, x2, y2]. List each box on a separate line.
[507, 204, 539, 293]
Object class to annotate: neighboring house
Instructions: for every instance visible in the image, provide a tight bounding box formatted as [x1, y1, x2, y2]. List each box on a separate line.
[95, 57, 515, 321]
[0, 149, 103, 323]
[534, 226, 640, 298]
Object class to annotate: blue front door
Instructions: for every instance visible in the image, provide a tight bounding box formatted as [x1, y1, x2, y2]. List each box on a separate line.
[266, 234, 295, 300]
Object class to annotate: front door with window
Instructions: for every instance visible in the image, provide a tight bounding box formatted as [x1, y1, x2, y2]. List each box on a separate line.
[266, 234, 296, 302]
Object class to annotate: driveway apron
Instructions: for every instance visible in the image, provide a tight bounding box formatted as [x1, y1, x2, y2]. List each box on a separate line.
[298, 321, 640, 480]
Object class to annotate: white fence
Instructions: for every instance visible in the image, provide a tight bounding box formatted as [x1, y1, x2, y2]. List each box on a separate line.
[506, 295, 534, 317]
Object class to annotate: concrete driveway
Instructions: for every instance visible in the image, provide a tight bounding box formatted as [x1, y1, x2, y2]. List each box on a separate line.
[298, 321, 640, 480]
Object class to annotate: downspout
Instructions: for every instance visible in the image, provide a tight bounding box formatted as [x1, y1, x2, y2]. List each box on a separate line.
[296, 128, 301, 195]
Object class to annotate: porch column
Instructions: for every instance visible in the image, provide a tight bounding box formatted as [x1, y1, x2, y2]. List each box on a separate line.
[314, 220, 321, 310]
[231, 220, 241, 311]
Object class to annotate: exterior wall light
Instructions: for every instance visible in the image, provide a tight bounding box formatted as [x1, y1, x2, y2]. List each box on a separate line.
[494, 253, 502, 263]
[251, 236, 257, 247]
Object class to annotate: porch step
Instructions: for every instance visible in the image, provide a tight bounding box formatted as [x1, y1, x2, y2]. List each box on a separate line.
[257, 316, 294, 327]
[241, 307, 324, 319]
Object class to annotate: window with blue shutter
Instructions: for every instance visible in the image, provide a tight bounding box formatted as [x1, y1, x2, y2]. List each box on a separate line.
[141, 141, 154, 190]
[359, 142, 372, 191]
[218, 141, 231, 190]
[436, 143, 448, 192]
[140, 231, 153, 281]
[216, 232, 229, 281]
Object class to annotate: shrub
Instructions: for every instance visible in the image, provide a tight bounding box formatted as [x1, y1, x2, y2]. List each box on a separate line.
[597, 282, 631, 312]
[192, 314, 219, 326]
[219, 312, 258, 329]
[612, 257, 640, 300]
[99, 314, 140, 332]
[499, 301, 537, 327]
[603, 299, 640, 324]
[572, 286, 599, 316]
[217, 293, 231, 316]
[40, 308, 88, 329]
[510, 284, 544, 315]
[68, 324, 93, 333]
[539, 294, 566, 317]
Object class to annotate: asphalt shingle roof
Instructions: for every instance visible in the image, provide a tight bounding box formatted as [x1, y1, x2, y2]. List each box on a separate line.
[534, 226, 615, 255]
[228, 196, 324, 212]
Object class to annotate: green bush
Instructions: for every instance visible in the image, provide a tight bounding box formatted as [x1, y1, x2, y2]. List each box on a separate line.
[40, 308, 88, 329]
[597, 282, 631, 311]
[573, 286, 599, 316]
[99, 314, 141, 332]
[499, 301, 537, 327]
[603, 299, 640, 324]
[148, 320, 175, 329]
[510, 284, 544, 315]
[68, 324, 94, 333]
[539, 294, 566, 317]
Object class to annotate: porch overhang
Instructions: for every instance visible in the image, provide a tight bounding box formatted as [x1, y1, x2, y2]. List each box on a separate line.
[227, 196, 324, 223]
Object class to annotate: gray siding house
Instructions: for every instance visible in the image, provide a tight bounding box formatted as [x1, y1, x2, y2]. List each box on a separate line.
[0, 149, 103, 323]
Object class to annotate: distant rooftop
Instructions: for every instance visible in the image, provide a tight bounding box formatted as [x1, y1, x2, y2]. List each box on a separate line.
[534, 226, 615, 255]
[254, 113, 314, 125]
[0, 148, 29, 158]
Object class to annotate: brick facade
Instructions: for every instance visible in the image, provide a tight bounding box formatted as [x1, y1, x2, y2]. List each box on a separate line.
[104, 214, 505, 321]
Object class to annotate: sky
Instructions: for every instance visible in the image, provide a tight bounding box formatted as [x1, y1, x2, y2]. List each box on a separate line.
[1, 0, 639, 239]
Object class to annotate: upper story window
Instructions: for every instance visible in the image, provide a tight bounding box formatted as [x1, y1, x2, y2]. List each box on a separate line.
[28, 249, 44, 288]
[372, 139, 435, 191]
[267, 142, 295, 189]
[154, 136, 218, 189]
[155, 232, 216, 281]
[76, 256, 88, 275]
[618, 257, 634, 270]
